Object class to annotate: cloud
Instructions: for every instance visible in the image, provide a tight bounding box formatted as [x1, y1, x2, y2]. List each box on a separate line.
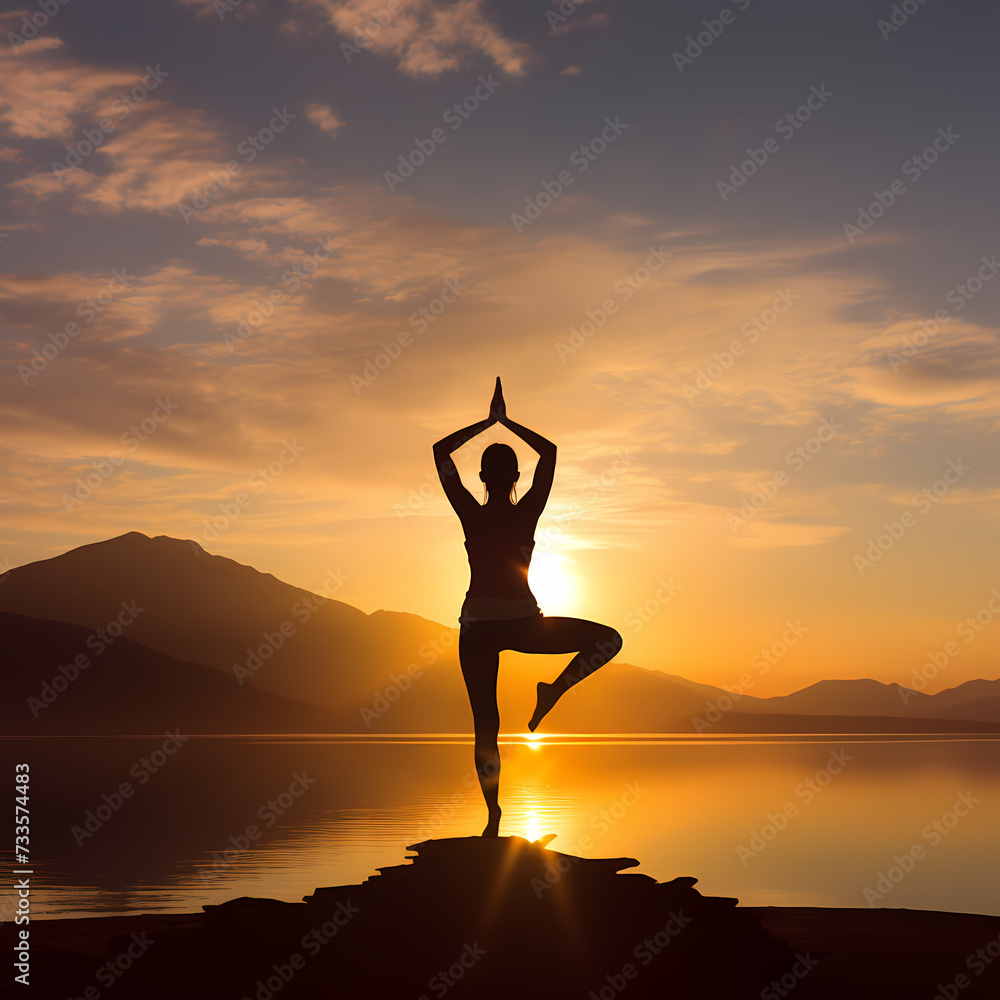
[547, 2, 607, 37]
[176, 0, 265, 20]
[0, 264, 225, 355]
[1, 31, 996, 577]
[730, 520, 853, 549]
[11, 104, 250, 215]
[304, 103, 344, 137]
[297, 0, 532, 77]
[1, 37, 248, 218]
[195, 187, 515, 301]
[196, 236, 272, 260]
[0, 38, 137, 140]
[851, 324, 1000, 407]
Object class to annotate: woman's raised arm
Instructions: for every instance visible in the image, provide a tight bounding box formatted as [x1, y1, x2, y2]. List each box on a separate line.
[432, 376, 508, 466]
[495, 379, 556, 511]
[433, 384, 500, 517]
[490, 377, 556, 459]
[500, 415, 556, 460]
[433, 415, 494, 464]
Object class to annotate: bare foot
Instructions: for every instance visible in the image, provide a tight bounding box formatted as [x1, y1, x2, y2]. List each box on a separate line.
[482, 806, 501, 837]
[528, 681, 560, 732]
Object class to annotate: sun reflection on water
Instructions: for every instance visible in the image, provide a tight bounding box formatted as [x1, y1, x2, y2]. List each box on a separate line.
[525, 808, 541, 843]
[502, 786, 581, 844]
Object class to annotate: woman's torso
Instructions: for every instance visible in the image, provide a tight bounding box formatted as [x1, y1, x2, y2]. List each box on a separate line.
[461, 502, 539, 601]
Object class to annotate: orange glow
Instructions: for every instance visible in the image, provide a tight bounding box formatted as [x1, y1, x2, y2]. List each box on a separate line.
[528, 551, 581, 616]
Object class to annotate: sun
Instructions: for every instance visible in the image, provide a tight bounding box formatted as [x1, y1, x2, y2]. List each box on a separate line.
[527, 551, 579, 615]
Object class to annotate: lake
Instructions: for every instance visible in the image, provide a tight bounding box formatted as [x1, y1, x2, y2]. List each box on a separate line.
[3, 734, 998, 921]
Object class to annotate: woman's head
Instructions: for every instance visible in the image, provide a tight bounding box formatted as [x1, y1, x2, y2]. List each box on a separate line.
[480, 443, 519, 501]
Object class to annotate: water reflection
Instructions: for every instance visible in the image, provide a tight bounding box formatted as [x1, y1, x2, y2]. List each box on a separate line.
[501, 786, 583, 844]
[1, 734, 997, 920]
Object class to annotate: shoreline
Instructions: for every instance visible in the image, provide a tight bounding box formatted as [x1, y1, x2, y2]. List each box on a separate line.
[6, 837, 1000, 998]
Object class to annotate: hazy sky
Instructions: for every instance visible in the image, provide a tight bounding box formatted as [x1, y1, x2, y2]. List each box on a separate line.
[2, 0, 999, 694]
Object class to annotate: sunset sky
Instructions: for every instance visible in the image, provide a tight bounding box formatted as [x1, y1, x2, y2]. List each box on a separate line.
[2, 0, 999, 695]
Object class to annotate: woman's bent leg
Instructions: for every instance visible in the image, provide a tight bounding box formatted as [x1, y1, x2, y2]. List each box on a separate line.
[459, 623, 503, 836]
[506, 616, 622, 732]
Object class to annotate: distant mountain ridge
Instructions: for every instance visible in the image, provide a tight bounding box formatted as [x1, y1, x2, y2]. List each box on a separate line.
[1, 532, 998, 736]
[660, 673, 1000, 724]
[1, 611, 341, 736]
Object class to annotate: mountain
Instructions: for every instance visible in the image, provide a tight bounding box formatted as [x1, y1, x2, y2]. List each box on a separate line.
[0, 531, 459, 715]
[1, 532, 998, 736]
[732, 678, 929, 717]
[662, 673, 1000, 724]
[934, 697, 1000, 724]
[1, 612, 341, 736]
[926, 679, 1000, 713]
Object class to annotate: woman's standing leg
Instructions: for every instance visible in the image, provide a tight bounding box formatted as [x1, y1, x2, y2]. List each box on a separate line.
[458, 622, 503, 836]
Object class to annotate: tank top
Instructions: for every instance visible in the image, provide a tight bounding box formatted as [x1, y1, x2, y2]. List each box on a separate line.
[459, 503, 540, 623]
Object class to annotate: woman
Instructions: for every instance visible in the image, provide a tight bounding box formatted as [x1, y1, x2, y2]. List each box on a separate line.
[433, 378, 622, 836]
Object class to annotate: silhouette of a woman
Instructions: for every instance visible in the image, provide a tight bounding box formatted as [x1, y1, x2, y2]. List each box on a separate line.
[434, 378, 623, 836]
